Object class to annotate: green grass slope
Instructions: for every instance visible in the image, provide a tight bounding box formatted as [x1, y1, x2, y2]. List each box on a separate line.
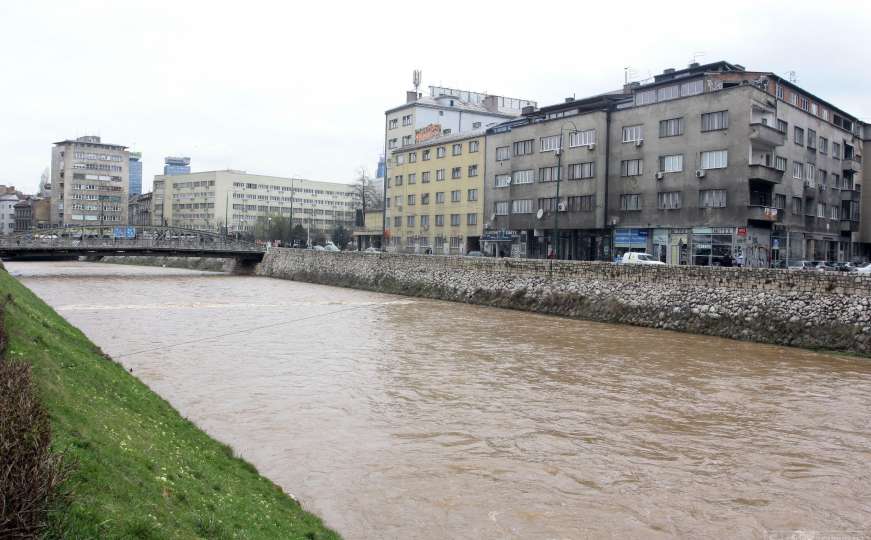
[0, 268, 339, 540]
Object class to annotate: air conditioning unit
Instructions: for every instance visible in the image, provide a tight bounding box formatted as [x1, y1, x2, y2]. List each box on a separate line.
[655, 171, 664, 180]
[557, 202, 567, 212]
[587, 143, 596, 151]
[635, 139, 644, 147]
[696, 169, 706, 178]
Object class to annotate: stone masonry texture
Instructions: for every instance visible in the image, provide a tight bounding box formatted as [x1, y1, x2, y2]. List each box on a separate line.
[257, 249, 871, 356]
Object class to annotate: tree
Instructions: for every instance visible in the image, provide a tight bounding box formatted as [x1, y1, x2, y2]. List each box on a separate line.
[331, 225, 351, 250]
[351, 167, 381, 215]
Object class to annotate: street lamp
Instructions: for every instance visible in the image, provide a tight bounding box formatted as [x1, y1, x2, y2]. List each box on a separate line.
[552, 120, 580, 260]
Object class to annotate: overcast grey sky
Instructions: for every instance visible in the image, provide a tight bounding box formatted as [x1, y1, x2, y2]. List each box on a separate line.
[1, 0, 869, 194]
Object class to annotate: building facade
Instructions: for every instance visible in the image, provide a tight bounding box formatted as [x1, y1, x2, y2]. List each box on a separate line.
[50, 136, 129, 227]
[151, 170, 357, 237]
[0, 193, 19, 234]
[164, 156, 191, 176]
[129, 151, 142, 196]
[386, 131, 486, 254]
[484, 61, 868, 264]
[128, 192, 152, 226]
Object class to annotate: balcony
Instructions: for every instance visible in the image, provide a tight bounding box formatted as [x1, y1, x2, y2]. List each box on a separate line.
[748, 164, 785, 184]
[747, 205, 782, 223]
[843, 158, 861, 173]
[841, 189, 861, 202]
[841, 220, 860, 233]
[749, 122, 786, 147]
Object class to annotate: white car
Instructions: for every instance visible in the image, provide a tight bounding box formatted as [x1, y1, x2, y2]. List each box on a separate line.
[621, 252, 665, 265]
[323, 241, 340, 252]
[856, 262, 871, 274]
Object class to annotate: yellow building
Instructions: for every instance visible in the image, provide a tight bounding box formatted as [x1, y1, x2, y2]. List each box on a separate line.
[386, 130, 485, 254]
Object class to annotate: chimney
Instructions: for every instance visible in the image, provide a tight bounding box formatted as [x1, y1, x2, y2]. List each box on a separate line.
[482, 94, 499, 113]
[622, 81, 640, 94]
[689, 62, 700, 69]
[521, 105, 536, 116]
[406, 91, 418, 104]
[565, 97, 575, 103]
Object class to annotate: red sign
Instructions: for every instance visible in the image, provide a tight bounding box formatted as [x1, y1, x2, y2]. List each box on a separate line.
[737, 227, 747, 237]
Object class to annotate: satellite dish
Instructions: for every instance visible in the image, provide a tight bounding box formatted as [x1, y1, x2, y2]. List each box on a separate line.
[536, 209, 544, 220]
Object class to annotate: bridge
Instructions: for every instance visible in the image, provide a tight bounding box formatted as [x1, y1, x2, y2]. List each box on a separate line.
[0, 226, 266, 262]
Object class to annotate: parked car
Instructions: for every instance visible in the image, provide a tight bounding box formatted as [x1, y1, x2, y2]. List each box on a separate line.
[466, 251, 483, 257]
[364, 246, 380, 253]
[621, 252, 665, 265]
[313, 245, 326, 251]
[323, 241, 340, 252]
[787, 260, 824, 271]
[856, 262, 871, 274]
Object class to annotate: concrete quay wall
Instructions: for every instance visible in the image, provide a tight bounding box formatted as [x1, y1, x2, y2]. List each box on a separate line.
[257, 249, 871, 356]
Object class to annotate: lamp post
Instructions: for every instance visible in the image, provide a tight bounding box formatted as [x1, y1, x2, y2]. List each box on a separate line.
[552, 121, 579, 260]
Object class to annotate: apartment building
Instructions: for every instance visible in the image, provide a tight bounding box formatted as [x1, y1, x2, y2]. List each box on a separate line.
[13, 197, 50, 231]
[386, 131, 486, 254]
[484, 61, 868, 264]
[0, 193, 19, 235]
[152, 170, 357, 236]
[128, 192, 152, 226]
[50, 136, 129, 227]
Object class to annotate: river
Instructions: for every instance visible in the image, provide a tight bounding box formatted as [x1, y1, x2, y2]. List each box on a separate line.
[6, 261, 871, 539]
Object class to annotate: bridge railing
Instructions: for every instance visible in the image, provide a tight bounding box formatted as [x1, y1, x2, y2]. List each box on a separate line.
[0, 226, 265, 253]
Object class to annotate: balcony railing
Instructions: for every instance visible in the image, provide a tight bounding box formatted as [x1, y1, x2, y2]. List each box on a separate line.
[840, 220, 860, 233]
[842, 159, 861, 173]
[748, 164, 785, 184]
[750, 122, 786, 147]
[747, 205, 782, 223]
[841, 189, 861, 202]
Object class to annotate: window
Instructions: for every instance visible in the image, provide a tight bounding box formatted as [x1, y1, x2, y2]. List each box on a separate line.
[435, 192, 445, 204]
[819, 137, 828, 154]
[817, 202, 825, 218]
[394, 175, 403, 186]
[451, 190, 461, 202]
[394, 216, 401, 227]
[388, 138, 398, 149]
[452, 143, 462, 156]
[421, 171, 431, 183]
[832, 173, 841, 189]
[469, 140, 479, 153]
[494, 174, 511, 188]
[450, 214, 461, 226]
[657, 191, 681, 209]
[513, 140, 534, 155]
[818, 169, 827, 186]
[807, 129, 817, 150]
[776, 84, 784, 99]
[774, 194, 786, 210]
[830, 205, 840, 221]
[407, 194, 415, 205]
[467, 189, 478, 201]
[700, 150, 728, 170]
[800, 96, 810, 112]
[435, 214, 445, 226]
[420, 215, 429, 227]
[451, 167, 461, 179]
[620, 159, 643, 176]
[701, 111, 728, 131]
[409, 152, 417, 163]
[511, 199, 533, 213]
[620, 194, 641, 211]
[569, 129, 596, 147]
[777, 119, 788, 135]
[436, 169, 445, 181]
[681, 79, 704, 96]
[467, 213, 477, 226]
[699, 189, 727, 208]
[790, 93, 798, 106]
[512, 170, 534, 184]
[805, 164, 816, 187]
[659, 154, 683, 173]
[659, 118, 684, 137]
[402, 135, 413, 146]
[657, 85, 679, 101]
[423, 149, 431, 161]
[496, 146, 510, 161]
[494, 201, 509, 215]
[538, 197, 558, 212]
[567, 194, 594, 212]
[407, 173, 416, 184]
[539, 135, 561, 152]
[436, 147, 446, 158]
[407, 215, 415, 226]
[832, 142, 841, 159]
[468, 165, 478, 177]
[792, 197, 802, 215]
[389, 118, 398, 129]
[421, 193, 430, 205]
[634, 89, 656, 106]
[622, 125, 643, 143]
[402, 114, 412, 126]
[538, 166, 560, 182]
[472, 122, 481, 129]
[567, 161, 595, 180]
[793, 161, 803, 179]
[794, 127, 804, 146]
[775, 156, 787, 171]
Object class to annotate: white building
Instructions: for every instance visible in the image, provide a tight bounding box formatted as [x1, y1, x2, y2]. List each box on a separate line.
[0, 193, 20, 235]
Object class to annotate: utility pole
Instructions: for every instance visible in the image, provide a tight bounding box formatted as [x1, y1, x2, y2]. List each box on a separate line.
[553, 146, 562, 260]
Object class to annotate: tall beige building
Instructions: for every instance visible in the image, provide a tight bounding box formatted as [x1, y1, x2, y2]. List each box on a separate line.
[50, 136, 129, 227]
[152, 170, 358, 237]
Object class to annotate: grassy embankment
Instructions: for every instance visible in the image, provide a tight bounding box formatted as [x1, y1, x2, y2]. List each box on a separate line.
[0, 267, 339, 539]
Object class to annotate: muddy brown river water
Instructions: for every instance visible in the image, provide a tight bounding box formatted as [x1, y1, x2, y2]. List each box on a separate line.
[7, 261, 871, 539]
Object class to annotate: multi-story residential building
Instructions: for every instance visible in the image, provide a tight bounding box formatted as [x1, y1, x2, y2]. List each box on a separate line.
[13, 198, 32, 231]
[386, 131, 486, 254]
[485, 61, 868, 264]
[0, 193, 20, 234]
[164, 156, 191, 176]
[128, 192, 152, 226]
[152, 170, 357, 237]
[382, 85, 535, 232]
[50, 136, 129, 227]
[129, 151, 143, 196]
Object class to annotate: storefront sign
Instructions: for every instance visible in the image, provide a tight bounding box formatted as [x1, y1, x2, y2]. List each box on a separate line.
[737, 227, 747, 237]
[481, 230, 518, 242]
[415, 124, 442, 143]
[613, 228, 649, 248]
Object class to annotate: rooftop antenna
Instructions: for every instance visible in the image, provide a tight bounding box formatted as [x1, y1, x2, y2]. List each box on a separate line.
[413, 69, 421, 94]
[691, 51, 706, 64]
[786, 70, 798, 84]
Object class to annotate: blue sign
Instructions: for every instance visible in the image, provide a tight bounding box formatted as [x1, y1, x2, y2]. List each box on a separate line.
[481, 230, 518, 242]
[613, 228, 649, 248]
[113, 226, 136, 239]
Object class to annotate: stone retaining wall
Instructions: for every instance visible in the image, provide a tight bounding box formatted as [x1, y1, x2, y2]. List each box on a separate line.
[256, 249, 871, 356]
[101, 256, 233, 272]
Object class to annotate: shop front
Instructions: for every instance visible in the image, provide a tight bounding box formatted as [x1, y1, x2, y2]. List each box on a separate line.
[613, 228, 650, 261]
